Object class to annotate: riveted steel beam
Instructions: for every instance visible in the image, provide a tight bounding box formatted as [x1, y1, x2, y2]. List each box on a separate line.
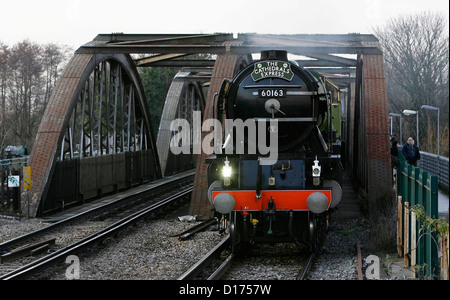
[136, 59, 216, 68]
[76, 44, 382, 55]
[94, 33, 233, 44]
[135, 53, 189, 66]
[238, 33, 380, 44]
[305, 67, 356, 75]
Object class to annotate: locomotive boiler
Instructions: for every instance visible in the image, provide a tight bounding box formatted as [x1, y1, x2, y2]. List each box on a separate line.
[207, 50, 343, 252]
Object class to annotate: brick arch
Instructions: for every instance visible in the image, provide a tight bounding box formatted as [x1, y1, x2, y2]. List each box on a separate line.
[156, 72, 206, 176]
[189, 52, 252, 217]
[25, 53, 158, 217]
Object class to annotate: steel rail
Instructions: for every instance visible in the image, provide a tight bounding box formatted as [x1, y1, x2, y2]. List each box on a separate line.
[175, 218, 218, 241]
[297, 253, 315, 280]
[0, 186, 193, 280]
[207, 252, 235, 280]
[356, 241, 364, 280]
[177, 235, 230, 280]
[0, 170, 194, 251]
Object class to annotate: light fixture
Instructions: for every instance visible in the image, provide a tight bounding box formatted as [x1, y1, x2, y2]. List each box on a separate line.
[312, 156, 321, 186]
[402, 109, 417, 116]
[402, 109, 419, 147]
[389, 113, 402, 143]
[222, 157, 232, 178]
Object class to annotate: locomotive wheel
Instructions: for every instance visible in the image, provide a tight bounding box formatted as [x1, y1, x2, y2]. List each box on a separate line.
[309, 216, 317, 252]
[230, 211, 240, 253]
[309, 214, 328, 253]
[316, 215, 327, 249]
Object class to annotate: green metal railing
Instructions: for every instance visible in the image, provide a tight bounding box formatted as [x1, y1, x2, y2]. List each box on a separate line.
[397, 152, 442, 279]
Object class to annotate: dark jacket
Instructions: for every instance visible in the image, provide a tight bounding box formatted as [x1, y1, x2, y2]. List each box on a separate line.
[401, 143, 420, 166]
[391, 140, 398, 156]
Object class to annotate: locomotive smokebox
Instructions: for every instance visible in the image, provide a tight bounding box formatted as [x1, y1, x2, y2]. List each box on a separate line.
[226, 49, 322, 151]
[260, 50, 288, 61]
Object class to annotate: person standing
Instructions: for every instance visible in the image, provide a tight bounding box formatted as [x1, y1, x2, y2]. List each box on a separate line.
[390, 136, 398, 156]
[390, 136, 399, 168]
[401, 137, 420, 166]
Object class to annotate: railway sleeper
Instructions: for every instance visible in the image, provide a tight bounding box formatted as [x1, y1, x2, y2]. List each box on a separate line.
[0, 238, 56, 263]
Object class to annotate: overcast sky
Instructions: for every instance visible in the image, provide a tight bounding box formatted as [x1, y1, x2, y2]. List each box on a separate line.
[1, 0, 448, 49]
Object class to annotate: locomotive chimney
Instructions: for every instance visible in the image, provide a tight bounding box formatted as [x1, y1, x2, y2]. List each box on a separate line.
[260, 50, 288, 61]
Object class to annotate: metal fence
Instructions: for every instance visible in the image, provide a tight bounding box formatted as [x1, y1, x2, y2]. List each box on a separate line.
[0, 157, 29, 216]
[396, 152, 449, 279]
[419, 152, 449, 191]
[396, 147, 449, 191]
[1, 151, 161, 217]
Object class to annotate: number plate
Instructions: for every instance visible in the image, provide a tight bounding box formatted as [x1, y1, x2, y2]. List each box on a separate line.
[258, 89, 286, 98]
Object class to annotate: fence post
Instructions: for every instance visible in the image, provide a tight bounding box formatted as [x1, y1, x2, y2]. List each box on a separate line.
[397, 196, 403, 257]
[403, 164, 413, 266]
[417, 170, 428, 278]
[412, 167, 420, 271]
[410, 210, 417, 278]
[397, 152, 405, 195]
[396, 153, 407, 259]
[441, 233, 449, 280]
[404, 202, 410, 267]
[425, 175, 439, 279]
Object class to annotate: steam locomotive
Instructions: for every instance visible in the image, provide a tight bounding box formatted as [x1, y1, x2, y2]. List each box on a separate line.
[207, 50, 343, 252]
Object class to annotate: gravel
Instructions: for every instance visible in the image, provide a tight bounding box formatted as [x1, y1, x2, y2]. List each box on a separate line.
[221, 242, 308, 280]
[0, 217, 48, 243]
[3, 214, 402, 280]
[31, 217, 225, 280]
[306, 218, 370, 280]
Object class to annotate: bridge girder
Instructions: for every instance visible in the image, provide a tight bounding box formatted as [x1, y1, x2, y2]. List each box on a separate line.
[26, 53, 160, 217]
[26, 33, 391, 220]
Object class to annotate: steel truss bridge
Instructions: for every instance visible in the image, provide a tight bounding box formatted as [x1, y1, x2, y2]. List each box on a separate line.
[23, 33, 390, 219]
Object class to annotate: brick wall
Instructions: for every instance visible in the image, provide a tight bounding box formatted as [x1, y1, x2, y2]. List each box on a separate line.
[189, 49, 248, 217]
[25, 54, 93, 217]
[362, 52, 393, 214]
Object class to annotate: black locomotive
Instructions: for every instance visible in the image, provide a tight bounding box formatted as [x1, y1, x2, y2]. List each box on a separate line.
[207, 50, 343, 252]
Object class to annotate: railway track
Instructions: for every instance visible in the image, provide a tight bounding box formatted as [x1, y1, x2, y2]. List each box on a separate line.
[178, 238, 315, 280]
[297, 253, 315, 280]
[1, 176, 367, 280]
[178, 235, 231, 280]
[0, 172, 194, 280]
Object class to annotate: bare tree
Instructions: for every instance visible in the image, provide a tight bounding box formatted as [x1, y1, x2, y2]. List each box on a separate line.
[41, 43, 71, 112]
[374, 12, 449, 155]
[0, 40, 71, 153]
[0, 42, 10, 151]
[6, 40, 43, 149]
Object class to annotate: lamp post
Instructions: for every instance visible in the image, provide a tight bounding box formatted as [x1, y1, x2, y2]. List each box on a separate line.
[388, 116, 393, 135]
[389, 112, 402, 144]
[421, 105, 440, 156]
[403, 109, 419, 148]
